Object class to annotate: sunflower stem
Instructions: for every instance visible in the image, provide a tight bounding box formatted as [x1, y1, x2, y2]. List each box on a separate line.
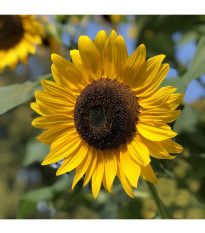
[146, 181, 171, 219]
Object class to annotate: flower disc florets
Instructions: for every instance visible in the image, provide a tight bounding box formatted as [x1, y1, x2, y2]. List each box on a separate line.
[74, 78, 139, 150]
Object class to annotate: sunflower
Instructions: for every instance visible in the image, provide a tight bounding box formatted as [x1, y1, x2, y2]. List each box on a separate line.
[31, 30, 183, 198]
[0, 15, 44, 73]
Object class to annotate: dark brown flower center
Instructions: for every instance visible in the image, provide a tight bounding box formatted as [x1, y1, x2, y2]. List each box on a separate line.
[74, 78, 139, 150]
[0, 15, 24, 50]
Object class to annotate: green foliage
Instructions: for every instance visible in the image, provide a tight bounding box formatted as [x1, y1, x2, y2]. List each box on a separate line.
[17, 176, 72, 219]
[183, 36, 205, 82]
[174, 106, 199, 134]
[22, 139, 50, 166]
[0, 73, 52, 115]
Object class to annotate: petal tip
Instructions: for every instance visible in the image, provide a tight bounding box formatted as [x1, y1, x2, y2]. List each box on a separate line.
[110, 29, 117, 35]
[153, 179, 158, 184]
[56, 170, 62, 176]
[93, 192, 98, 199]
[138, 43, 146, 50]
[129, 191, 135, 198]
[41, 160, 48, 166]
[71, 183, 76, 190]
[31, 120, 36, 127]
[78, 35, 90, 44]
[30, 102, 35, 109]
[51, 53, 58, 61]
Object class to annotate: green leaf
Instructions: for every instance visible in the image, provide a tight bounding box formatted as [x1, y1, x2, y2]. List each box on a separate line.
[161, 36, 205, 93]
[17, 187, 54, 219]
[0, 73, 52, 115]
[183, 36, 205, 82]
[22, 187, 55, 203]
[17, 200, 37, 219]
[22, 139, 50, 166]
[52, 175, 73, 193]
[174, 105, 199, 134]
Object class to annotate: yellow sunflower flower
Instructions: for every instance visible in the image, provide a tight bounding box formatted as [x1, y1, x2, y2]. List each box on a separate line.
[31, 30, 184, 198]
[0, 15, 44, 73]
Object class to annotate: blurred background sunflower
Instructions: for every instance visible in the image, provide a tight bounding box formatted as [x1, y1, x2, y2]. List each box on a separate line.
[0, 15, 44, 73]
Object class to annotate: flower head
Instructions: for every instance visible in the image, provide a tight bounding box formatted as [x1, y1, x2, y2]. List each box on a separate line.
[31, 30, 183, 198]
[0, 15, 44, 73]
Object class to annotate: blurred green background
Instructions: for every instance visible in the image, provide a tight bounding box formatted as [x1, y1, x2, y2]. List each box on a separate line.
[0, 15, 205, 219]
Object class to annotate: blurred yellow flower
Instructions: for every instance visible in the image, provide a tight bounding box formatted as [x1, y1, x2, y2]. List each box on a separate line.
[128, 24, 138, 39]
[31, 30, 183, 198]
[110, 15, 123, 24]
[0, 15, 44, 73]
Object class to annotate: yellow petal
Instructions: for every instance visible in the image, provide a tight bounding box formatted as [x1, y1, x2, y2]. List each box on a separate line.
[17, 40, 30, 65]
[165, 93, 184, 110]
[35, 90, 75, 108]
[123, 44, 146, 86]
[35, 87, 75, 116]
[37, 126, 71, 145]
[83, 147, 97, 187]
[104, 150, 117, 192]
[41, 80, 77, 103]
[78, 35, 102, 80]
[91, 150, 104, 199]
[150, 153, 176, 160]
[161, 139, 183, 154]
[138, 86, 176, 109]
[19, 51, 29, 66]
[116, 157, 134, 198]
[24, 32, 41, 44]
[141, 164, 158, 184]
[131, 54, 166, 90]
[70, 49, 82, 67]
[139, 109, 181, 123]
[140, 136, 176, 160]
[94, 30, 107, 60]
[127, 134, 150, 167]
[102, 172, 109, 192]
[135, 63, 170, 98]
[30, 102, 44, 115]
[137, 121, 177, 141]
[56, 141, 89, 175]
[32, 114, 74, 129]
[36, 100, 74, 116]
[70, 49, 93, 83]
[119, 144, 140, 188]
[41, 132, 81, 165]
[51, 64, 62, 86]
[103, 30, 118, 79]
[51, 54, 87, 93]
[72, 147, 92, 189]
[113, 36, 128, 81]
